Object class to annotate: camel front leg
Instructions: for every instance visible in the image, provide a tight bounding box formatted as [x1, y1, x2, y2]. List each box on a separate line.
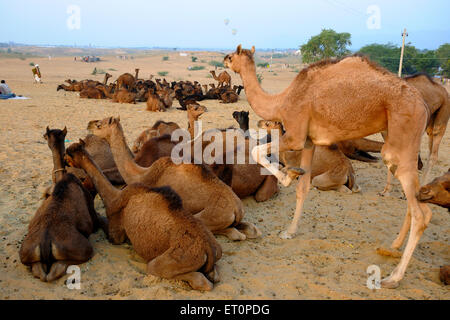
[251, 142, 304, 187]
[280, 145, 315, 239]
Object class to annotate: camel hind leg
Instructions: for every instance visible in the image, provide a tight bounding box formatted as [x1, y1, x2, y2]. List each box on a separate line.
[422, 111, 448, 183]
[147, 248, 213, 291]
[380, 99, 432, 287]
[254, 175, 279, 202]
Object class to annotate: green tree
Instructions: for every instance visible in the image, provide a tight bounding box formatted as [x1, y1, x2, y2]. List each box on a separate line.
[300, 29, 352, 63]
[436, 43, 450, 77]
[358, 43, 399, 73]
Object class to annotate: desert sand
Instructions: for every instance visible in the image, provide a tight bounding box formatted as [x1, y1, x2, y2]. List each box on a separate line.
[0, 52, 448, 300]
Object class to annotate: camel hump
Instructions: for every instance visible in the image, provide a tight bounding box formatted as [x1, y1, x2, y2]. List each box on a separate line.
[150, 186, 183, 211]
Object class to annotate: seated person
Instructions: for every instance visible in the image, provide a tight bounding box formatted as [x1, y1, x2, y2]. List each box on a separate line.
[0, 80, 16, 99]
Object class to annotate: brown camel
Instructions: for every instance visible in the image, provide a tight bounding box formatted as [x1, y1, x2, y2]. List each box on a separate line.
[225, 45, 432, 288]
[103, 73, 112, 85]
[116, 73, 135, 90]
[187, 106, 279, 202]
[19, 127, 104, 282]
[258, 120, 359, 193]
[65, 141, 221, 291]
[132, 121, 181, 154]
[80, 86, 105, 99]
[87, 117, 260, 241]
[417, 169, 449, 210]
[382, 73, 449, 194]
[146, 92, 166, 112]
[210, 70, 231, 87]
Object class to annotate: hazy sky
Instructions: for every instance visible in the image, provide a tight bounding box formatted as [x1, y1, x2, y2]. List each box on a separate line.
[1, 0, 449, 50]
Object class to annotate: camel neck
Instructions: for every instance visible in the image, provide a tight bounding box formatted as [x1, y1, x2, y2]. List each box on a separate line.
[187, 115, 201, 139]
[108, 125, 147, 184]
[240, 63, 281, 121]
[79, 152, 120, 209]
[51, 146, 66, 183]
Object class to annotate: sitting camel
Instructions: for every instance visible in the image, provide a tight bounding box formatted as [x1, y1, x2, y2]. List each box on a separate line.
[258, 120, 360, 193]
[115, 73, 135, 90]
[87, 116, 261, 241]
[132, 120, 181, 154]
[225, 45, 432, 287]
[186, 106, 279, 201]
[417, 169, 450, 210]
[64, 141, 221, 291]
[19, 127, 105, 282]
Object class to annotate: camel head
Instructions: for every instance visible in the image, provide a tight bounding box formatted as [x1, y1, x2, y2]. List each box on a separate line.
[131, 129, 158, 154]
[44, 126, 67, 154]
[232, 111, 249, 126]
[257, 120, 284, 134]
[187, 104, 207, 119]
[64, 139, 87, 169]
[87, 116, 121, 140]
[224, 44, 255, 73]
[417, 171, 450, 208]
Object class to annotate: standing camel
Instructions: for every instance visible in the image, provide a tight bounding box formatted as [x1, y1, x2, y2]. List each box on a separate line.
[210, 70, 231, 87]
[224, 45, 432, 288]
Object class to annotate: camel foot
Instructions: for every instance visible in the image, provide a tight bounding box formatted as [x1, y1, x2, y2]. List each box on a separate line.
[378, 190, 391, 197]
[279, 230, 296, 240]
[206, 265, 220, 284]
[46, 261, 69, 282]
[380, 276, 400, 289]
[214, 227, 246, 241]
[31, 262, 47, 282]
[336, 185, 352, 194]
[236, 222, 262, 239]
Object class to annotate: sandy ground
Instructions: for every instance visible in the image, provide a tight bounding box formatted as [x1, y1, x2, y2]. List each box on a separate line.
[0, 53, 448, 300]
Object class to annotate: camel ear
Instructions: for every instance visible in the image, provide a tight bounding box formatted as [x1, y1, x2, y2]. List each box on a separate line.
[79, 138, 86, 146]
[236, 44, 242, 54]
[46, 126, 50, 134]
[62, 126, 67, 136]
[251, 46, 255, 54]
[108, 116, 114, 125]
[116, 115, 120, 123]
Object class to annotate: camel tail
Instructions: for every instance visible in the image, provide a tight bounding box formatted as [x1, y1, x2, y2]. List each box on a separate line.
[40, 230, 53, 267]
[201, 239, 216, 274]
[346, 170, 360, 193]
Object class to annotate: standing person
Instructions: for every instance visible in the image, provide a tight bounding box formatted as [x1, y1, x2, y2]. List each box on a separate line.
[32, 64, 42, 83]
[0, 80, 16, 99]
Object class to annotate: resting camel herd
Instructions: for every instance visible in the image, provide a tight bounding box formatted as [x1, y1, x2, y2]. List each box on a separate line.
[57, 68, 242, 107]
[20, 45, 449, 291]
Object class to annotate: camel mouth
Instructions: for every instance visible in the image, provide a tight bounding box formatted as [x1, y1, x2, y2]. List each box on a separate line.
[86, 120, 100, 131]
[417, 191, 433, 201]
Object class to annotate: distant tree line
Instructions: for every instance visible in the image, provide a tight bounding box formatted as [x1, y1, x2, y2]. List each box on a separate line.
[300, 29, 450, 77]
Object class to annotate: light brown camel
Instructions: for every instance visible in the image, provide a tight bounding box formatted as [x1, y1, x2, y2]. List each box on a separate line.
[65, 141, 221, 291]
[382, 73, 450, 194]
[87, 117, 261, 241]
[258, 120, 359, 193]
[224, 45, 432, 288]
[20, 127, 105, 282]
[210, 70, 231, 87]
